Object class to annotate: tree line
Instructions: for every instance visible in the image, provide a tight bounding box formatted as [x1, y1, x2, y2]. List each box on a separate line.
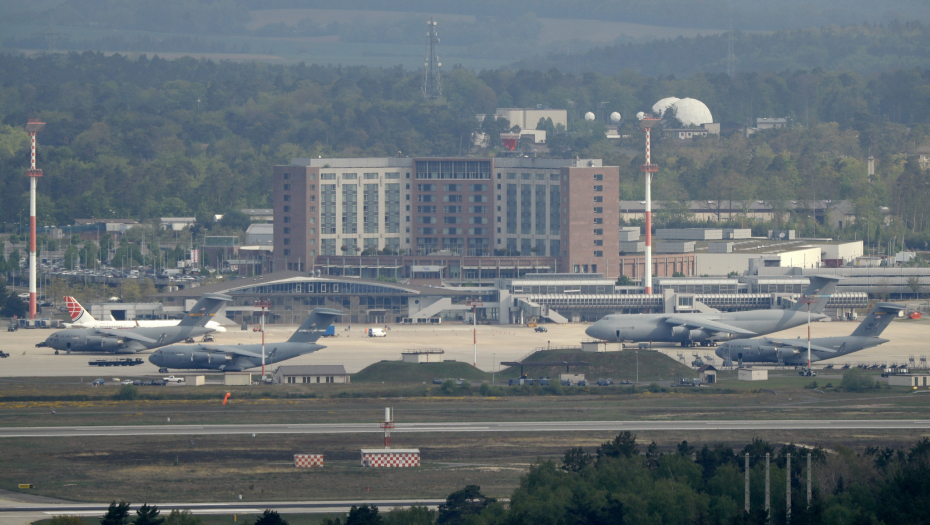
[3, 52, 930, 248]
[51, 434, 930, 525]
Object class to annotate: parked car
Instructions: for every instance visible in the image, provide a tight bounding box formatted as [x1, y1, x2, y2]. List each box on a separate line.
[534, 326, 547, 332]
[92, 379, 105, 386]
[120, 379, 134, 385]
[7, 324, 18, 332]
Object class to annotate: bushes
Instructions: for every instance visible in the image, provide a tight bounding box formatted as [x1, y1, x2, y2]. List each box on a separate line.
[115, 385, 139, 401]
[841, 369, 878, 392]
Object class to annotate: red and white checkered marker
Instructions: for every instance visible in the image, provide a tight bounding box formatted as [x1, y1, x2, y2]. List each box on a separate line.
[360, 449, 420, 468]
[294, 454, 324, 468]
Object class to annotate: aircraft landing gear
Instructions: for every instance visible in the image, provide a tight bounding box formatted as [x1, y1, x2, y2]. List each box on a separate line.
[158, 368, 168, 374]
[54, 350, 59, 355]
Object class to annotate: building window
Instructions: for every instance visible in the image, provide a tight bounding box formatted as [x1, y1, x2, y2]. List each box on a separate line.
[284, 216, 290, 223]
[594, 251, 604, 257]
[594, 174, 603, 181]
[283, 238, 290, 245]
[364, 172, 379, 179]
[284, 173, 290, 180]
[310, 185, 316, 190]
[594, 218, 603, 224]
[310, 206, 316, 212]
[594, 207, 603, 213]
[284, 227, 290, 234]
[321, 173, 336, 180]
[343, 173, 358, 179]
[593, 185, 603, 191]
[284, 249, 290, 256]
[594, 228, 603, 235]
[284, 195, 290, 201]
[310, 196, 316, 201]
[594, 196, 603, 203]
[283, 205, 290, 212]
[594, 239, 603, 246]
[284, 184, 290, 190]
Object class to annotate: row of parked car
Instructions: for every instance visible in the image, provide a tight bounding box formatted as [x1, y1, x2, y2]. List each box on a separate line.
[507, 377, 630, 387]
[92, 378, 171, 386]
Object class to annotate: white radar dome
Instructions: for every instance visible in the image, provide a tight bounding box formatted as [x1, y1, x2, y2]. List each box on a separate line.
[584, 112, 595, 120]
[651, 97, 680, 116]
[610, 111, 621, 123]
[636, 111, 645, 120]
[669, 98, 713, 126]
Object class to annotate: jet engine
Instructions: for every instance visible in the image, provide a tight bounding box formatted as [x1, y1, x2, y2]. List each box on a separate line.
[192, 352, 233, 365]
[776, 347, 801, 360]
[671, 326, 709, 342]
[85, 336, 123, 350]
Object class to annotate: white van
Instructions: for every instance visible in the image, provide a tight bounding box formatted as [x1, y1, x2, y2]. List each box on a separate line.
[367, 328, 387, 337]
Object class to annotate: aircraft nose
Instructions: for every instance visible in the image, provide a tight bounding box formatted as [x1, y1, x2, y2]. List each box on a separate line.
[585, 322, 606, 340]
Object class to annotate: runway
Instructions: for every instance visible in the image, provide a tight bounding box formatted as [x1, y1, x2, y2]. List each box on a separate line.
[3, 419, 930, 438]
[0, 499, 447, 514]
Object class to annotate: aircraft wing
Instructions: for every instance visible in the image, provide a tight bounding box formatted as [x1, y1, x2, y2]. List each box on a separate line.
[766, 338, 838, 353]
[94, 328, 159, 344]
[200, 345, 264, 359]
[664, 316, 757, 336]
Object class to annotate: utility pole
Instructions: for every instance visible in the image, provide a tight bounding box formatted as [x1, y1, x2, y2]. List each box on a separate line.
[765, 453, 771, 518]
[807, 452, 811, 509]
[422, 18, 442, 99]
[255, 299, 272, 378]
[745, 453, 750, 513]
[786, 453, 792, 523]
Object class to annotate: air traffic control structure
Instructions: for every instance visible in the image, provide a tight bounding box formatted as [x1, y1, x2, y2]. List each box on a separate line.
[361, 407, 420, 467]
[25, 119, 46, 320]
[638, 113, 660, 294]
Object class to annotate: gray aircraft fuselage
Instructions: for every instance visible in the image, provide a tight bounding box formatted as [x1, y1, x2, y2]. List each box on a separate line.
[716, 336, 889, 365]
[149, 342, 326, 372]
[585, 309, 827, 345]
[44, 325, 215, 354]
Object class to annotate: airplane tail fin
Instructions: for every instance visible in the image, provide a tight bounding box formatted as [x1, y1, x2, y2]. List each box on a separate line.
[288, 308, 343, 343]
[64, 296, 95, 323]
[178, 293, 232, 327]
[792, 276, 841, 314]
[850, 303, 906, 337]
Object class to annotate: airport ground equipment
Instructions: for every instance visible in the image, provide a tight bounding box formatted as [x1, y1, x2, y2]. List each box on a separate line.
[88, 358, 144, 367]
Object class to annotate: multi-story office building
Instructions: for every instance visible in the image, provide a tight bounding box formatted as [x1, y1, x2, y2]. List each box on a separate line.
[273, 157, 620, 276]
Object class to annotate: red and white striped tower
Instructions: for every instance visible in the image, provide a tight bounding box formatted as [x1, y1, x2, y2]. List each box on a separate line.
[255, 299, 272, 377]
[638, 114, 660, 294]
[380, 407, 394, 448]
[24, 119, 46, 320]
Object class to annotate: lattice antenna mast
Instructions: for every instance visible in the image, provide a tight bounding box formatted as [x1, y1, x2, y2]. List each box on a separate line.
[726, 30, 737, 77]
[422, 17, 442, 99]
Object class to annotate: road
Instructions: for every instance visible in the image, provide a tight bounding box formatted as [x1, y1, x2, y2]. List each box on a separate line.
[0, 498, 447, 525]
[3, 420, 930, 438]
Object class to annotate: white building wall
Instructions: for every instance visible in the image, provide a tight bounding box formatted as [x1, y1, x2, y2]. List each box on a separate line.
[815, 241, 863, 263]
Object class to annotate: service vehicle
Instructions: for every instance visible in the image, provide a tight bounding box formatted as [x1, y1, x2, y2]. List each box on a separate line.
[367, 327, 387, 337]
[163, 376, 185, 383]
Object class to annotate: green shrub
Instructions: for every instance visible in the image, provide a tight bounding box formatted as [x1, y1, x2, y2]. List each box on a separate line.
[804, 381, 818, 389]
[115, 385, 139, 400]
[841, 369, 875, 392]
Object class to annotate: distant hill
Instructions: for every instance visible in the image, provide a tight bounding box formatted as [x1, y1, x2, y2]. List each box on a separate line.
[353, 361, 490, 383]
[513, 22, 930, 77]
[500, 350, 696, 383]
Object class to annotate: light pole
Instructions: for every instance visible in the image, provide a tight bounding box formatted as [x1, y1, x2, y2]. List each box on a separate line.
[492, 352, 496, 384]
[255, 299, 272, 378]
[636, 350, 639, 384]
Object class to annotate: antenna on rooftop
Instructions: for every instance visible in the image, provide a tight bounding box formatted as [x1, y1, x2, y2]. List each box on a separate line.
[422, 17, 442, 100]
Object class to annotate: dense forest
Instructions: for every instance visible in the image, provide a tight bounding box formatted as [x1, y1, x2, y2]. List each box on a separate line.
[6, 0, 930, 34]
[2, 52, 930, 247]
[515, 22, 930, 77]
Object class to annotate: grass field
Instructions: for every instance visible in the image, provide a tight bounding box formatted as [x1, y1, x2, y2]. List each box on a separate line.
[35, 516, 344, 525]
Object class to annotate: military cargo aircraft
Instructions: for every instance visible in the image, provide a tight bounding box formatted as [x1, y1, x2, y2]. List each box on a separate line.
[716, 302, 905, 365]
[584, 276, 840, 346]
[150, 308, 342, 372]
[42, 293, 231, 354]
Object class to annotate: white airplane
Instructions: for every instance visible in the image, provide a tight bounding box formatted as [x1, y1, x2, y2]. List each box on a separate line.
[62, 296, 227, 332]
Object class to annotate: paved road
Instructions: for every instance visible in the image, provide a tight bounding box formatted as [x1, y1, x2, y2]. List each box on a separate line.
[0, 499, 446, 514]
[2, 420, 930, 438]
